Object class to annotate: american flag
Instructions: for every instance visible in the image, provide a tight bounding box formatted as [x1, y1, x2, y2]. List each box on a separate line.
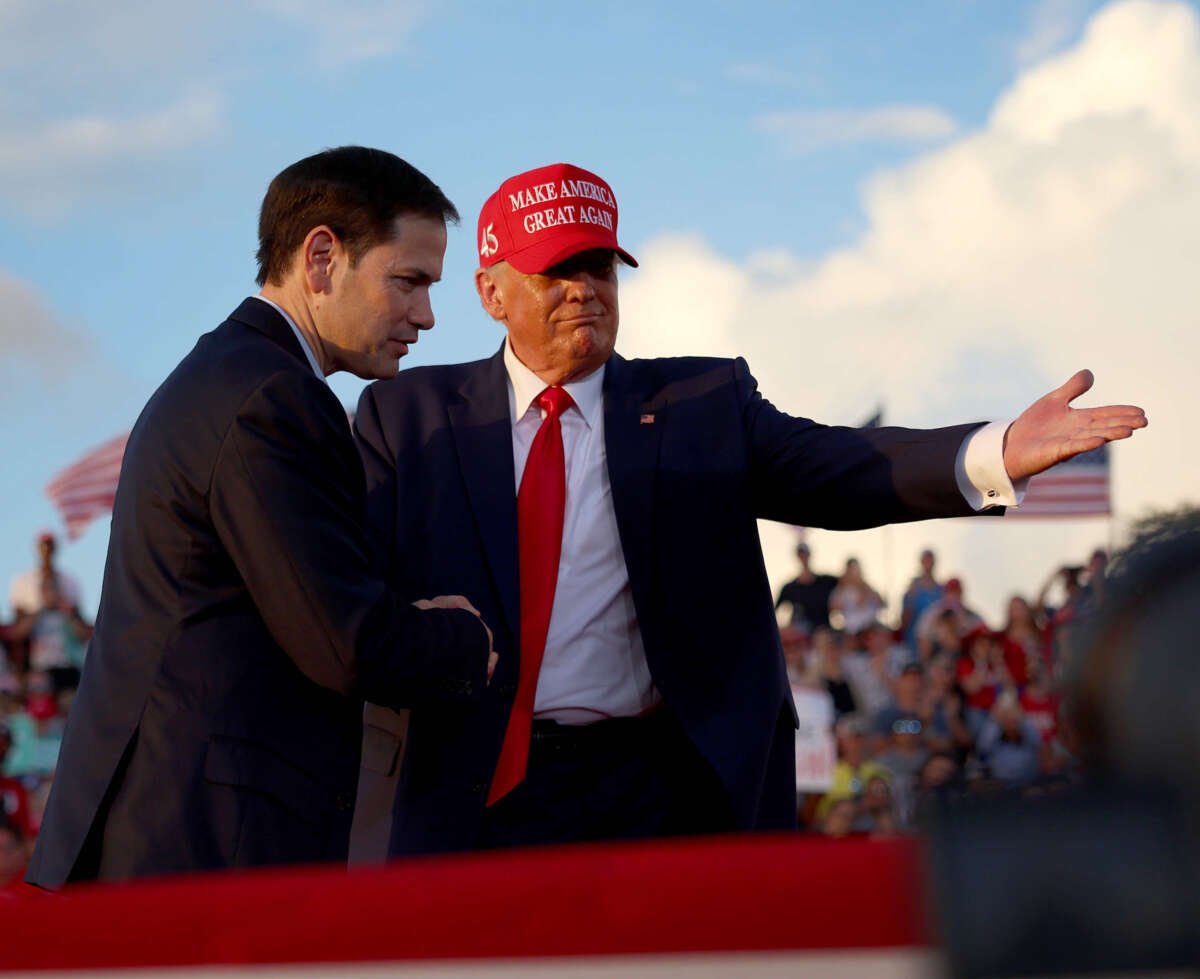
[42, 408, 357, 541]
[1008, 443, 1111, 519]
[44, 433, 129, 540]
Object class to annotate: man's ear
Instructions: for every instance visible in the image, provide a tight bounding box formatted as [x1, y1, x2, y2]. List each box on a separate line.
[302, 226, 338, 294]
[475, 267, 506, 322]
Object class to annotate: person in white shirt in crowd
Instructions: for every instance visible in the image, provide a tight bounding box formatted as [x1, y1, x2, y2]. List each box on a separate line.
[6, 532, 91, 693]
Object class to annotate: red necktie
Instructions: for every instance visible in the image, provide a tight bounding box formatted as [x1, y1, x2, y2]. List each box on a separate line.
[487, 386, 574, 805]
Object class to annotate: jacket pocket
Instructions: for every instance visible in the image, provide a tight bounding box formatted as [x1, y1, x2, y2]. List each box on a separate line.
[361, 704, 409, 776]
[204, 735, 335, 825]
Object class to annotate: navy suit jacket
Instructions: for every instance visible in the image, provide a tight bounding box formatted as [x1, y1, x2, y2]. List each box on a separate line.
[354, 347, 983, 853]
[27, 299, 489, 887]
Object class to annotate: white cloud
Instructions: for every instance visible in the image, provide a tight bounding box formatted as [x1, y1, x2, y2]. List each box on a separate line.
[621, 0, 1200, 624]
[0, 269, 90, 379]
[756, 106, 959, 155]
[0, 91, 225, 219]
[1016, 0, 1090, 67]
[0, 0, 433, 217]
[253, 0, 431, 65]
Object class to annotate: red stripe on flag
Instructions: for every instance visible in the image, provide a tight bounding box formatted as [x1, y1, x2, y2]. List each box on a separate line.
[44, 433, 129, 539]
[1009, 452, 1111, 519]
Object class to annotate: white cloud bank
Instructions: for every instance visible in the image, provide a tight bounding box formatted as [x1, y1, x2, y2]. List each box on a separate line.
[620, 0, 1200, 623]
[1016, 0, 1092, 66]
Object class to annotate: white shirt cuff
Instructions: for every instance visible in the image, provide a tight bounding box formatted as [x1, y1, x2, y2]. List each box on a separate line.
[954, 420, 1028, 510]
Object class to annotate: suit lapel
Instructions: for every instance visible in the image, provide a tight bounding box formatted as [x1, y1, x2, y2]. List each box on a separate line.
[227, 297, 310, 367]
[603, 353, 662, 615]
[448, 349, 521, 639]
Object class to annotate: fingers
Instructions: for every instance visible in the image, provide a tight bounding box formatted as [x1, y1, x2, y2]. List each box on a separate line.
[414, 596, 498, 685]
[413, 594, 481, 615]
[1057, 368, 1095, 404]
[1087, 406, 1148, 430]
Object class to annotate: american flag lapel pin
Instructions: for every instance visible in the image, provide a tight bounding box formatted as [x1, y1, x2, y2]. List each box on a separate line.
[640, 413, 655, 425]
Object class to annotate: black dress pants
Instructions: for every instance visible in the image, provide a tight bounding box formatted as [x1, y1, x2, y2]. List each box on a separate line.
[478, 708, 734, 849]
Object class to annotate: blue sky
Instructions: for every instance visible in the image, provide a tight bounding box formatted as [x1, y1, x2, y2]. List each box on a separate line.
[3, 0, 1196, 625]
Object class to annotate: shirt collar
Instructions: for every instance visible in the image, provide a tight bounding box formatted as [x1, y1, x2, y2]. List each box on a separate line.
[503, 338, 605, 430]
[252, 295, 327, 384]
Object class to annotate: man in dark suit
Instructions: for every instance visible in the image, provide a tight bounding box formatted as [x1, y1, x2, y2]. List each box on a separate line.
[27, 147, 494, 888]
[354, 162, 1146, 853]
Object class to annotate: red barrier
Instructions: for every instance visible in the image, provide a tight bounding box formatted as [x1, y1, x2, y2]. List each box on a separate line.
[0, 834, 930, 971]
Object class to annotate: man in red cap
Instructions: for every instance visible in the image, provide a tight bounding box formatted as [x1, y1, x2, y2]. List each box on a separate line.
[354, 161, 1146, 853]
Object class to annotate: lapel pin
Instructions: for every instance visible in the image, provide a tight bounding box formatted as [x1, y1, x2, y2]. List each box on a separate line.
[640, 413, 655, 425]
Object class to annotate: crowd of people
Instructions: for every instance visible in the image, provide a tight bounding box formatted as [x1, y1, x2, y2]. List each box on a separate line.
[0, 521, 1116, 884]
[778, 542, 1110, 838]
[0, 532, 92, 893]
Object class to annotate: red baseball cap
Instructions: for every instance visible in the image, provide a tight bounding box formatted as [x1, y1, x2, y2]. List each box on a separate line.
[476, 163, 638, 274]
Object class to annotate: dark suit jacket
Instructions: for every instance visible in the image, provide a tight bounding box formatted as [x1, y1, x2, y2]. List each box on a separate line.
[354, 348, 983, 854]
[27, 299, 489, 888]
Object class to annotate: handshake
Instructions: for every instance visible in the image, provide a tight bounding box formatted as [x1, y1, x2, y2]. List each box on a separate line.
[413, 595, 498, 682]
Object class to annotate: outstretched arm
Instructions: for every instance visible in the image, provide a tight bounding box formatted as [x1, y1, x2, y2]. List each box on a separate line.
[1002, 370, 1147, 482]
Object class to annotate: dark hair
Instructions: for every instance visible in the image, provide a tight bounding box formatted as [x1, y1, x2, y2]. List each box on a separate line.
[255, 146, 459, 287]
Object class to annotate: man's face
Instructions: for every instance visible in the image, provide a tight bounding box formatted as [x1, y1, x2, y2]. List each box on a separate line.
[316, 214, 447, 379]
[478, 249, 618, 384]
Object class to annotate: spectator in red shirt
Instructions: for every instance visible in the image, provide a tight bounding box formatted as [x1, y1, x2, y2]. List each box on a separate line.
[999, 594, 1048, 689]
[957, 627, 1012, 738]
[1019, 658, 1060, 746]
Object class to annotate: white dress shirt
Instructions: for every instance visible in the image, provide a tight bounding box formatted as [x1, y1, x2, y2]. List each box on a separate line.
[512, 344, 1025, 725]
[504, 342, 658, 723]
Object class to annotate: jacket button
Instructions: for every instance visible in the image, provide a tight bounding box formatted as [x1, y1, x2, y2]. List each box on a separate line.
[336, 795, 353, 811]
[472, 783, 487, 795]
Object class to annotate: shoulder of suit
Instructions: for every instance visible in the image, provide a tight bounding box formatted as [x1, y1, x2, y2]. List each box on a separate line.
[144, 319, 340, 432]
[614, 353, 747, 391]
[362, 357, 495, 399]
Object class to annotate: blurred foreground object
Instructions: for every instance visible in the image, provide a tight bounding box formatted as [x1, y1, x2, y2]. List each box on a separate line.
[930, 505, 1200, 977]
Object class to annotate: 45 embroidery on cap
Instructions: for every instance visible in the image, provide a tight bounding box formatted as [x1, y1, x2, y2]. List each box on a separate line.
[479, 223, 499, 258]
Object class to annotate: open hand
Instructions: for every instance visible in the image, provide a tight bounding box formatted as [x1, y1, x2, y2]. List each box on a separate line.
[1002, 370, 1147, 481]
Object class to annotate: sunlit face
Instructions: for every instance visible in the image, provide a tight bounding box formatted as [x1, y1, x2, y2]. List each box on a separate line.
[316, 214, 447, 379]
[478, 249, 618, 385]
